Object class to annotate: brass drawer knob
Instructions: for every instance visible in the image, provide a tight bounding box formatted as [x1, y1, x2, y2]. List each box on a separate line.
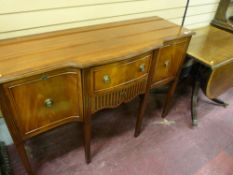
[103, 75, 111, 84]
[164, 60, 170, 68]
[139, 64, 145, 72]
[44, 98, 54, 108]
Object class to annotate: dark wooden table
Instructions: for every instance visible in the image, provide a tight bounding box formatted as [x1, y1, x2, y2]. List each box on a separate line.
[187, 26, 233, 125]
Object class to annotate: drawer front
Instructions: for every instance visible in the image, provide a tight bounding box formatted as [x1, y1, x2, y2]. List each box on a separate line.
[152, 38, 189, 85]
[6, 69, 83, 137]
[92, 53, 152, 93]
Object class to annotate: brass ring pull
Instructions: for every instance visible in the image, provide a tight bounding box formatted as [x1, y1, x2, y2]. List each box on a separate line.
[139, 64, 145, 72]
[103, 75, 111, 84]
[44, 98, 54, 108]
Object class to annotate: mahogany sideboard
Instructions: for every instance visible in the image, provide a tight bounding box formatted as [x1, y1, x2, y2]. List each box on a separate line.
[0, 16, 192, 175]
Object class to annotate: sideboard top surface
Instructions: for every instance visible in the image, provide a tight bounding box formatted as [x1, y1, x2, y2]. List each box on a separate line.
[0, 16, 192, 83]
[187, 26, 233, 68]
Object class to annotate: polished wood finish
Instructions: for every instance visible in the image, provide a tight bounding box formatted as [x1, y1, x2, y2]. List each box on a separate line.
[0, 16, 192, 175]
[152, 38, 189, 85]
[212, 0, 233, 32]
[152, 37, 191, 118]
[0, 16, 191, 84]
[90, 53, 152, 113]
[4, 68, 83, 139]
[135, 37, 192, 133]
[188, 26, 233, 98]
[92, 53, 151, 93]
[187, 26, 233, 125]
[134, 50, 159, 137]
[0, 85, 34, 174]
[188, 26, 233, 68]
[207, 60, 233, 98]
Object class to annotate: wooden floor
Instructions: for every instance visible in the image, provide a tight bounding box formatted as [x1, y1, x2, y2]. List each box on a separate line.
[7, 80, 233, 175]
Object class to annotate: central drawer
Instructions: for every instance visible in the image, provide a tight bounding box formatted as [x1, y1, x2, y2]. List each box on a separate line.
[92, 53, 152, 93]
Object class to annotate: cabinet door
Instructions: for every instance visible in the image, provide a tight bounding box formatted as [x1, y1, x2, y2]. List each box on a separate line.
[152, 38, 189, 86]
[5, 69, 83, 138]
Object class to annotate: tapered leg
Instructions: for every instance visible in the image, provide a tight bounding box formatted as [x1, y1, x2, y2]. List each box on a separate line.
[83, 114, 91, 164]
[135, 94, 149, 137]
[191, 79, 200, 126]
[15, 142, 34, 175]
[212, 98, 229, 107]
[161, 80, 179, 118]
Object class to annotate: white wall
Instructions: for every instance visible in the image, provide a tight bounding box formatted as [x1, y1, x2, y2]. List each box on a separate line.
[0, 0, 220, 40]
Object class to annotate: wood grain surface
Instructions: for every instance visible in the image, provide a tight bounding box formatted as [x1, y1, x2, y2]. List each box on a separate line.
[0, 16, 192, 84]
[3, 68, 83, 139]
[188, 26, 233, 68]
[0, 16, 193, 174]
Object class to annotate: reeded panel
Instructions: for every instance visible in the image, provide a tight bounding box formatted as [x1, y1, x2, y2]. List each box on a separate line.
[92, 79, 147, 113]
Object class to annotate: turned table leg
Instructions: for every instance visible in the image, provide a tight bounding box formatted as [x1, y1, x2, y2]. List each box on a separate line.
[191, 79, 200, 126]
[211, 98, 229, 107]
[15, 142, 34, 175]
